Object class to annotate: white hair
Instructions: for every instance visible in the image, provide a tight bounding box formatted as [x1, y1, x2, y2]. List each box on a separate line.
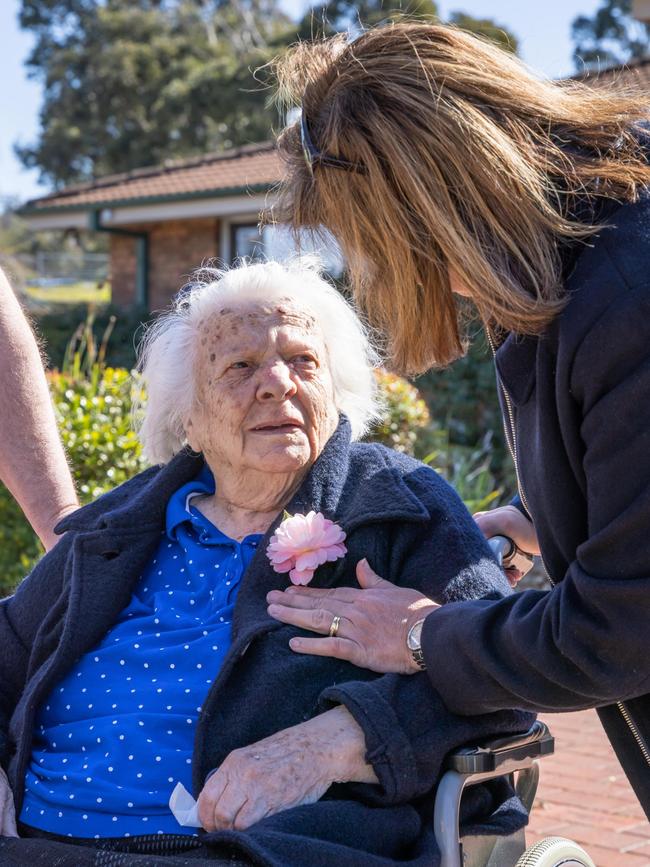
[136, 257, 383, 464]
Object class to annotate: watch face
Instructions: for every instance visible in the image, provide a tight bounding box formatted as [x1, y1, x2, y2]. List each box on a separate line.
[407, 619, 424, 650]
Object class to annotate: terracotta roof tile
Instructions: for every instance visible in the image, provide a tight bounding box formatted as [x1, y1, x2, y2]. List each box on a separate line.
[572, 56, 650, 91]
[24, 142, 283, 212]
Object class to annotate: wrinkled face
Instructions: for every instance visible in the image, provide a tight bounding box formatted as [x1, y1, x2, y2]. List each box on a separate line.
[184, 301, 339, 475]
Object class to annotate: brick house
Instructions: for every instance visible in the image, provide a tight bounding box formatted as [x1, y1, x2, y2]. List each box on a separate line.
[19, 142, 331, 311]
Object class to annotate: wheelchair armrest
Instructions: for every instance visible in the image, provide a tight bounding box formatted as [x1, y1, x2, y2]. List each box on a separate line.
[445, 721, 554, 775]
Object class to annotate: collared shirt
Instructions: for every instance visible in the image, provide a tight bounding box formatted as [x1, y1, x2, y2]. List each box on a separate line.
[21, 464, 262, 838]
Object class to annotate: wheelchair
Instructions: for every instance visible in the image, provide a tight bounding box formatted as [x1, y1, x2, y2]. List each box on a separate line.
[431, 537, 596, 867]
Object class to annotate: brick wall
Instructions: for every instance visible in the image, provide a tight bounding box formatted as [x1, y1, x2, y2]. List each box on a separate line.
[110, 233, 138, 307]
[109, 217, 220, 310]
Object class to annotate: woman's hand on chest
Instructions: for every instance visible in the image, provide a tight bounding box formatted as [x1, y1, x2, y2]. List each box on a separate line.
[197, 705, 377, 832]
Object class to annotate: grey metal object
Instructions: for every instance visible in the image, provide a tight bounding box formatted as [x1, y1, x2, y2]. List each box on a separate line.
[434, 757, 540, 867]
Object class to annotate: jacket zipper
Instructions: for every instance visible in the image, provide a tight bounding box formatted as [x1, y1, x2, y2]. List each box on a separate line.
[486, 327, 650, 773]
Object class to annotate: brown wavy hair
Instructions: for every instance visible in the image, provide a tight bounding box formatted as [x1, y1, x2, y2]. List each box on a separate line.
[272, 23, 650, 373]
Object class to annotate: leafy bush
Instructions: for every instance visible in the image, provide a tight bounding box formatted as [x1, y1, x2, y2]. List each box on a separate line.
[0, 356, 145, 596]
[415, 330, 515, 492]
[368, 369, 504, 514]
[369, 370, 431, 454]
[30, 302, 150, 371]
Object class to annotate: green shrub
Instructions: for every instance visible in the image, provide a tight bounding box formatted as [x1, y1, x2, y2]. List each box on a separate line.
[0, 362, 146, 596]
[368, 369, 504, 514]
[30, 302, 150, 371]
[415, 330, 515, 493]
[369, 370, 431, 454]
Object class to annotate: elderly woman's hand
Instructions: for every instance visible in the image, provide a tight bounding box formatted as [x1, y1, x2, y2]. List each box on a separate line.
[0, 768, 18, 837]
[197, 705, 377, 831]
[267, 559, 438, 674]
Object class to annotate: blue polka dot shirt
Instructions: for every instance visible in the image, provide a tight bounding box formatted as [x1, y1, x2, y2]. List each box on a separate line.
[21, 464, 262, 839]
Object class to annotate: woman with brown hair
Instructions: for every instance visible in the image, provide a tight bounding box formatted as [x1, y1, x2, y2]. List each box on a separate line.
[266, 22, 650, 819]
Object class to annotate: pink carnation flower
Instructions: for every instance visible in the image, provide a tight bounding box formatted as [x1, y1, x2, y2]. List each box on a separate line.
[267, 511, 347, 585]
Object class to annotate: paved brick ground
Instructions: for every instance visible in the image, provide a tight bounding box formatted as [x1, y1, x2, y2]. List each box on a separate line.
[526, 710, 649, 865]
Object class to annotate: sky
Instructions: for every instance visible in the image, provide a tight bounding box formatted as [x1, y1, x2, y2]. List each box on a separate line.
[0, 0, 603, 204]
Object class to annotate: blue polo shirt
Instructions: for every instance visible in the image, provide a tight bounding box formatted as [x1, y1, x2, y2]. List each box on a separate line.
[21, 465, 262, 838]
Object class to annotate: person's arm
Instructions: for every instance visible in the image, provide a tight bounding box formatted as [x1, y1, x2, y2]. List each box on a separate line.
[421, 279, 650, 715]
[0, 267, 78, 549]
[197, 705, 377, 830]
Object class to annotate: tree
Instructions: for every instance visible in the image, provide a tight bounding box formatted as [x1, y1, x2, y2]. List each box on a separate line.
[296, 0, 438, 38]
[296, 0, 518, 53]
[17, 0, 295, 187]
[572, 0, 650, 70]
[448, 11, 518, 54]
[18, 0, 520, 189]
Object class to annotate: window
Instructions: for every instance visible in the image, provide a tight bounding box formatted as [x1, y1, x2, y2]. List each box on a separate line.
[227, 221, 344, 278]
[230, 223, 265, 262]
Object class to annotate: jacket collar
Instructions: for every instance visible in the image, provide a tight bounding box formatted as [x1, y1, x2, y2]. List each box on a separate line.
[494, 333, 539, 407]
[55, 416, 428, 536]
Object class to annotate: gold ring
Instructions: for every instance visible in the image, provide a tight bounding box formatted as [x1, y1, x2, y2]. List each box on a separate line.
[328, 615, 341, 638]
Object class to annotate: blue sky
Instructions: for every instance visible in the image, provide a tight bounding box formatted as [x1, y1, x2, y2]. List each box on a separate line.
[1, 0, 603, 203]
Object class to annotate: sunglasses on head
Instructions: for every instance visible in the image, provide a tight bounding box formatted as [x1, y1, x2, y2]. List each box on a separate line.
[300, 112, 367, 177]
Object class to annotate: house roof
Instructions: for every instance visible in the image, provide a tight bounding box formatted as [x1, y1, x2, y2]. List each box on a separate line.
[572, 56, 650, 90]
[20, 142, 283, 215]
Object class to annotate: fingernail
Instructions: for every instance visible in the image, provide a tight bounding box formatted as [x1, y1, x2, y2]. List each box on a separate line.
[289, 638, 301, 649]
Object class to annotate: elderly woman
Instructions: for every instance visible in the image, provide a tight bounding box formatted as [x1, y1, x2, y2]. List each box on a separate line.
[0, 259, 531, 866]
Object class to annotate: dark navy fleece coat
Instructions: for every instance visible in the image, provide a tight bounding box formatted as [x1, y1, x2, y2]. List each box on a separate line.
[0, 419, 532, 866]
[422, 190, 650, 818]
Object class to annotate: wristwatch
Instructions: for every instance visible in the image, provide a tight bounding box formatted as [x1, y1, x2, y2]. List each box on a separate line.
[406, 618, 427, 671]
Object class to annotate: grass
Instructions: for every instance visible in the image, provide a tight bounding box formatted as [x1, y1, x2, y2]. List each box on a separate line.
[25, 281, 111, 305]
